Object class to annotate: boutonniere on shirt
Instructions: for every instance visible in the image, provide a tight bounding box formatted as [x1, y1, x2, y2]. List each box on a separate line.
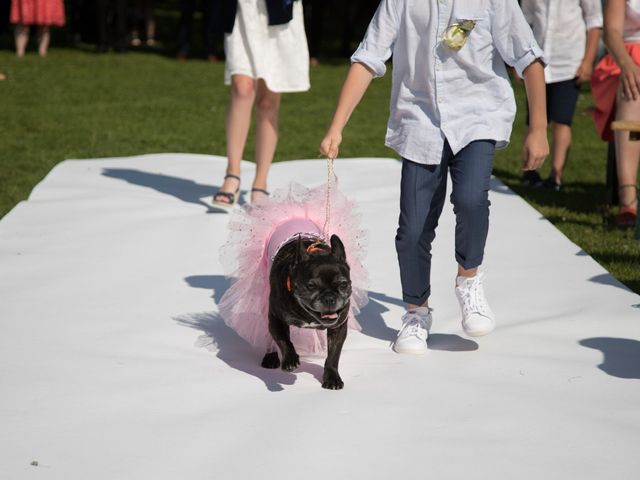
[442, 20, 476, 50]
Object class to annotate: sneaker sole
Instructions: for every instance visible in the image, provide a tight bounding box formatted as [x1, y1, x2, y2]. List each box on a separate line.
[392, 344, 429, 354]
[463, 325, 495, 337]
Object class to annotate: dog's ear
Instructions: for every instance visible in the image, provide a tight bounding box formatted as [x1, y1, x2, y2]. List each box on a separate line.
[330, 234, 346, 262]
[294, 235, 308, 265]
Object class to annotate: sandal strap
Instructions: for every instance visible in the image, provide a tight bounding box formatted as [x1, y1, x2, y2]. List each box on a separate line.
[251, 188, 270, 195]
[224, 173, 241, 182]
[214, 191, 236, 202]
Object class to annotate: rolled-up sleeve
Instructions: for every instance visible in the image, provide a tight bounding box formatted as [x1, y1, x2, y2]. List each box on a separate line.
[581, 0, 603, 30]
[350, 0, 401, 78]
[490, 0, 546, 77]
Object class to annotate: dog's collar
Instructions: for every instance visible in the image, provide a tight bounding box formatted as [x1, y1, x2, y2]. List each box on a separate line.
[286, 243, 331, 293]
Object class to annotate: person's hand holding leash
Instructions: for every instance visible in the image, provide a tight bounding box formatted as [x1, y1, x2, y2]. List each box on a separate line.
[320, 130, 342, 160]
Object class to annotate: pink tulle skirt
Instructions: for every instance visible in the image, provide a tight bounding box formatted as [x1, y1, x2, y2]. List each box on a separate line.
[218, 179, 369, 356]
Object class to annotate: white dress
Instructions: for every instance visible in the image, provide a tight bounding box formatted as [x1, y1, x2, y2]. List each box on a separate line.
[224, 0, 310, 93]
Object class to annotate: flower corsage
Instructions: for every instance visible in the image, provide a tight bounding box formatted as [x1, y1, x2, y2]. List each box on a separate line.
[442, 20, 477, 50]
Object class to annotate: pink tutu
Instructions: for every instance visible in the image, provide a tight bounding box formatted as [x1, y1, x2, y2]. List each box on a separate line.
[218, 179, 368, 356]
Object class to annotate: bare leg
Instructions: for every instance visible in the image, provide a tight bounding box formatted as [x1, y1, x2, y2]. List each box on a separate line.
[457, 265, 478, 278]
[614, 88, 640, 211]
[549, 122, 572, 184]
[14, 25, 29, 57]
[253, 79, 281, 204]
[145, 0, 156, 45]
[37, 26, 50, 57]
[214, 74, 256, 203]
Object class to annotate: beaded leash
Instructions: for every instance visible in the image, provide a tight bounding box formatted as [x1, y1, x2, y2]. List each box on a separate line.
[322, 155, 335, 241]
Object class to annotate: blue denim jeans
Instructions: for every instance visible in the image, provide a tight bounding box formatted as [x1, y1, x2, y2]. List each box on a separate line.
[396, 140, 495, 305]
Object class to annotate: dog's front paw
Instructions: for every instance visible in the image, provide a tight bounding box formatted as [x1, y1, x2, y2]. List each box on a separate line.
[321, 370, 344, 390]
[261, 351, 280, 369]
[281, 352, 300, 372]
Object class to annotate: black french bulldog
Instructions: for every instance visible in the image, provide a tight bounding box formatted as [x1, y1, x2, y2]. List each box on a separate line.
[261, 234, 352, 390]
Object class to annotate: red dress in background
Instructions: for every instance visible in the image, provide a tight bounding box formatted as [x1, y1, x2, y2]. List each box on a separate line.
[10, 0, 66, 26]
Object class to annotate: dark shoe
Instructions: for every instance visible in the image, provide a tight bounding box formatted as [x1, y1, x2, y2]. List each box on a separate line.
[615, 206, 637, 228]
[522, 170, 542, 186]
[542, 177, 562, 191]
[213, 174, 241, 207]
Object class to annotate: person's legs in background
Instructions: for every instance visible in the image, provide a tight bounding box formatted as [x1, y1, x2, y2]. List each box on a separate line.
[37, 25, 50, 57]
[203, 0, 223, 62]
[614, 86, 640, 227]
[177, 0, 195, 60]
[547, 121, 572, 188]
[252, 79, 281, 204]
[542, 80, 581, 190]
[214, 75, 256, 205]
[304, 0, 325, 66]
[14, 24, 29, 57]
[113, 0, 128, 52]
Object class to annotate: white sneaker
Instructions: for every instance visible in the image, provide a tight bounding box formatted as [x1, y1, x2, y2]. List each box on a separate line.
[455, 273, 495, 337]
[393, 307, 433, 354]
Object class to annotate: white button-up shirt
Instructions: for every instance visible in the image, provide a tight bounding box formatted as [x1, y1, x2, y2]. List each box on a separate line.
[351, 0, 544, 165]
[521, 0, 602, 83]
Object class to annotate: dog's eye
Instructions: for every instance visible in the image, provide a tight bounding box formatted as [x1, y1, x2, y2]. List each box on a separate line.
[337, 281, 349, 290]
[306, 281, 317, 290]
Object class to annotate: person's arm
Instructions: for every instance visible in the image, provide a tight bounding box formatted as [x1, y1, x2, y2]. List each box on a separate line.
[576, 27, 602, 84]
[319, 63, 374, 159]
[522, 59, 549, 171]
[604, 0, 640, 100]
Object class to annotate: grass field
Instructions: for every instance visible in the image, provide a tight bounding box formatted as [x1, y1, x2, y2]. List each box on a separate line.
[0, 48, 638, 293]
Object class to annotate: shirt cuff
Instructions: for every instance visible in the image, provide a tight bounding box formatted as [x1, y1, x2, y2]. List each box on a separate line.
[513, 44, 547, 78]
[585, 16, 603, 31]
[351, 44, 387, 78]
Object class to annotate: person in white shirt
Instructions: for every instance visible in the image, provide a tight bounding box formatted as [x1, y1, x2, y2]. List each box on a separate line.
[320, 0, 549, 354]
[521, 0, 603, 190]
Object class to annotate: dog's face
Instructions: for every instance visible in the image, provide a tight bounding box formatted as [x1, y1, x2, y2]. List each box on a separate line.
[289, 235, 352, 327]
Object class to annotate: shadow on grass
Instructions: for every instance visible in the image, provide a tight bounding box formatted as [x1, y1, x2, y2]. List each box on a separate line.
[494, 167, 609, 215]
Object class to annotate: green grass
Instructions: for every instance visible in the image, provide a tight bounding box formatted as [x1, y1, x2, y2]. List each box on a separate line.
[0, 48, 638, 293]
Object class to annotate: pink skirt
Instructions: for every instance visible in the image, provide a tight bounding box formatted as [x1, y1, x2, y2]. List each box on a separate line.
[591, 43, 640, 141]
[11, 0, 65, 27]
[218, 180, 369, 356]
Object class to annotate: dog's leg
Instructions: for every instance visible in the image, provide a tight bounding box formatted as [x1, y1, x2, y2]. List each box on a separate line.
[268, 313, 300, 372]
[323, 318, 348, 390]
[261, 340, 280, 369]
[261, 351, 280, 369]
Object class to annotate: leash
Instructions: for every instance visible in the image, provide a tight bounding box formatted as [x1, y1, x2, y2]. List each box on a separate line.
[322, 155, 335, 241]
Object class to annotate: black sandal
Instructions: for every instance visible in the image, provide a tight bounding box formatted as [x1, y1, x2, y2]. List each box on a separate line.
[213, 174, 241, 206]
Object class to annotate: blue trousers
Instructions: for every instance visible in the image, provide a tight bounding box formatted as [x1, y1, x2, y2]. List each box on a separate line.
[396, 140, 495, 305]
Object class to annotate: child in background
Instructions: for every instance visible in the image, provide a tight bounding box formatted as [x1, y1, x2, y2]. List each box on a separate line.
[521, 0, 603, 190]
[320, 0, 549, 354]
[11, 0, 65, 57]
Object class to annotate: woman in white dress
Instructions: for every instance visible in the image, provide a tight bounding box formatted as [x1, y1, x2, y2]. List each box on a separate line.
[213, 0, 310, 206]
